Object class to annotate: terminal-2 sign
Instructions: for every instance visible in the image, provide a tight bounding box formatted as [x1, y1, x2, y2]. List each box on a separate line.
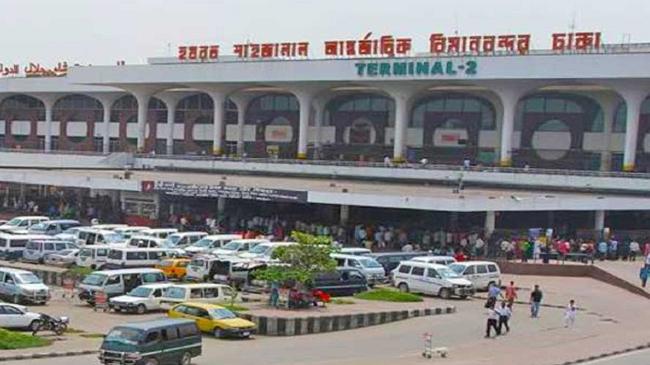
[152, 181, 308, 203]
[355, 59, 478, 77]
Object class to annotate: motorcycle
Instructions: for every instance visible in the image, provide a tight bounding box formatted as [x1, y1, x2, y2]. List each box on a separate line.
[31, 313, 69, 336]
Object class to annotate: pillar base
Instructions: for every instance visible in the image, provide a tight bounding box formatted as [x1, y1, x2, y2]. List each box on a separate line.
[297, 152, 307, 159]
[499, 159, 512, 167]
[392, 157, 405, 163]
[623, 163, 635, 172]
[212, 148, 222, 156]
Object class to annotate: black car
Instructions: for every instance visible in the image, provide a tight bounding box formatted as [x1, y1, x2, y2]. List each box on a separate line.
[368, 252, 429, 275]
[311, 268, 368, 297]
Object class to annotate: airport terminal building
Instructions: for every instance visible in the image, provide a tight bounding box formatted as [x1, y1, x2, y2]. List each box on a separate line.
[0, 32, 649, 237]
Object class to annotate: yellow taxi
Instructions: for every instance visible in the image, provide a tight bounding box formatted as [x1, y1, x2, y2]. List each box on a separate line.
[168, 302, 256, 338]
[156, 258, 190, 280]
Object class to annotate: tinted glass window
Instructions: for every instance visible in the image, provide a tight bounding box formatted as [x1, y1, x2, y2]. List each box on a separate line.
[464, 266, 475, 275]
[126, 252, 139, 260]
[161, 327, 178, 341]
[398, 265, 412, 274]
[106, 275, 120, 285]
[179, 324, 199, 338]
[55, 243, 66, 250]
[411, 267, 425, 276]
[487, 265, 498, 273]
[145, 331, 160, 344]
[142, 272, 165, 283]
[476, 265, 488, 274]
[10, 240, 27, 248]
[427, 269, 440, 278]
[148, 252, 161, 260]
[108, 250, 122, 260]
[44, 243, 55, 251]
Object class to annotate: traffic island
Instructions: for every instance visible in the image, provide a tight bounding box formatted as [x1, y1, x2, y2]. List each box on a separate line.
[239, 305, 456, 336]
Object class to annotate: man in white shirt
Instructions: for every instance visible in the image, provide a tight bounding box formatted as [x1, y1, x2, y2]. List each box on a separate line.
[630, 240, 640, 261]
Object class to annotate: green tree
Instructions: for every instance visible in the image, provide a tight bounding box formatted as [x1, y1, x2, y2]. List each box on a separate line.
[254, 231, 337, 286]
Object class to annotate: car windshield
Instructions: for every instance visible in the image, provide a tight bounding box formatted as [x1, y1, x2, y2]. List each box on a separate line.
[190, 259, 206, 266]
[448, 264, 465, 274]
[248, 244, 270, 254]
[105, 328, 143, 346]
[191, 238, 212, 248]
[209, 308, 237, 320]
[438, 267, 462, 279]
[80, 248, 92, 257]
[358, 258, 382, 268]
[127, 287, 153, 298]
[103, 233, 123, 244]
[16, 273, 42, 284]
[82, 273, 107, 286]
[220, 242, 241, 251]
[62, 227, 79, 235]
[167, 235, 181, 245]
[164, 287, 186, 299]
[29, 223, 47, 232]
[5, 218, 22, 226]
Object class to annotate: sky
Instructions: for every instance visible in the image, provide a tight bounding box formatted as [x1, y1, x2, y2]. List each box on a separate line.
[0, 0, 649, 67]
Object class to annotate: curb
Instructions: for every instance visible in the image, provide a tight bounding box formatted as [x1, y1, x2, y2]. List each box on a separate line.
[239, 305, 456, 336]
[0, 350, 97, 362]
[555, 342, 650, 365]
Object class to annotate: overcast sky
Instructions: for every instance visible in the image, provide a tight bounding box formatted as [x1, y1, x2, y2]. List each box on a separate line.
[1, 0, 648, 66]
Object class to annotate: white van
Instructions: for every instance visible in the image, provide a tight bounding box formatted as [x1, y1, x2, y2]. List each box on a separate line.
[76, 245, 111, 269]
[410, 256, 457, 266]
[448, 261, 502, 291]
[108, 283, 173, 314]
[340, 247, 372, 256]
[238, 242, 296, 261]
[165, 232, 208, 248]
[160, 283, 235, 310]
[78, 268, 167, 304]
[114, 226, 150, 240]
[69, 228, 124, 246]
[28, 220, 80, 236]
[0, 233, 51, 261]
[22, 240, 78, 263]
[141, 228, 178, 239]
[0, 216, 49, 234]
[331, 253, 386, 285]
[211, 239, 269, 257]
[0, 268, 50, 304]
[183, 234, 242, 256]
[104, 248, 169, 269]
[392, 261, 473, 299]
[186, 255, 249, 282]
[90, 224, 128, 231]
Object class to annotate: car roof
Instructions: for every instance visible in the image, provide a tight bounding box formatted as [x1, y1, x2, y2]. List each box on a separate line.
[340, 247, 371, 252]
[129, 235, 165, 241]
[109, 247, 168, 251]
[138, 283, 173, 289]
[450, 261, 499, 266]
[0, 267, 36, 274]
[80, 245, 111, 249]
[367, 251, 427, 257]
[0, 233, 50, 239]
[114, 318, 195, 331]
[7, 216, 49, 220]
[176, 302, 226, 310]
[412, 256, 456, 261]
[228, 239, 269, 243]
[145, 228, 178, 232]
[400, 260, 449, 269]
[169, 283, 229, 289]
[203, 234, 242, 240]
[92, 268, 164, 275]
[170, 232, 207, 236]
[331, 253, 376, 260]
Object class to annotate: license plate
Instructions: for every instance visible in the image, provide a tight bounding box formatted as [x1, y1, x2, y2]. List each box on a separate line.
[242, 331, 250, 336]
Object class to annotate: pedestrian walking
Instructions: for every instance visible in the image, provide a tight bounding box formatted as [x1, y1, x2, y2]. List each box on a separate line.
[564, 299, 577, 328]
[640, 265, 649, 288]
[485, 302, 499, 338]
[497, 301, 512, 334]
[530, 285, 543, 318]
[485, 282, 502, 308]
[630, 240, 640, 261]
[505, 281, 518, 308]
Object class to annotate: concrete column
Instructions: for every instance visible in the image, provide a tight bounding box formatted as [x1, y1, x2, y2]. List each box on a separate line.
[94, 94, 122, 154]
[340, 205, 350, 226]
[133, 93, 151, 152]
[621, 93, 645, 171]
[484, 211, 496, 236]
[165, 103, 176, 155]
[385, 87, 416, 162]
[498, 94, 519, 167]
[217, 197, 226, 215]
[44, 101, 54, 152]
[594, 94, 618, 172]
[207, 91, 227, 155]
[594, 210, 605, 231]
[230, 94, 254, 156]
[312, 97, 330, 159]
[296, 91, 315, 159]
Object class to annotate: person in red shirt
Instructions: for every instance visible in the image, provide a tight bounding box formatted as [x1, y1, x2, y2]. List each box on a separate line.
[454, 250, 467, 262]
[505, 281, 518, 308]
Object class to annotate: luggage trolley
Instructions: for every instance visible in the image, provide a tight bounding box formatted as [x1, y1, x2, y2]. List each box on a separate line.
[422, 332, 448, 359]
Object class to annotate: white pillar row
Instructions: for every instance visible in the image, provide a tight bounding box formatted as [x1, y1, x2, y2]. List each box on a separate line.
[620, 92, 646, 171]
[134, 93, 151, 152]
[94, 93, 123, 154]
[484, 210, 496, 237]
[594, 210, 605, 231]
[591, 93, 619, 172]
[295, 90, 316, 159]
[34, 94, 61, 152]
[312, 96, 333, 159]
[208, 91, 227, 155]
[229, 94, 254, 156]
[385, 86, 417, 162]
[156, 92, 194, 155]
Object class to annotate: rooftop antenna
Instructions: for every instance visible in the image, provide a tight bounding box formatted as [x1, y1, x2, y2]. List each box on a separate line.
[569, 11, 577, 34]
[167, 43, 172, 57]
[453, 13, 460, 36]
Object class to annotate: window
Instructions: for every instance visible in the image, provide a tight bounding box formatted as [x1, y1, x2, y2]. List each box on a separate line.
[10, 240, 27, 248]
[148, 251, 162, 260]
[190, 289, 203, 299]
[476, 265, 488, 274]
[221, 286, 233, 298]
[347, 259, 360, 268]
[174, 305, 187, 314]
[196, 309, 210, 318]
[55, 243, 66, 250]
[108, 250, 122, 260]
[427, 269, 441, 279]
[106, 275, 120, 285]
[464, 266, 475, 275]
[161, 327, 178, 341]
[184, 306, 201, 317]
[44, 243, 55, 251]
[411, 267, 425, 276]
[398, 265, 412, 274]
[179, 324, 199, 338]
[487, 265, 498, 273]
[142, 272, 165, 283]
[152, 289, 163, 297]
[145, 331, 160, 344]
[2, 306, 22, 315]
[335, 258, 345, 267]
[4, 275, 14, 284]
[204, 287, 219, 298]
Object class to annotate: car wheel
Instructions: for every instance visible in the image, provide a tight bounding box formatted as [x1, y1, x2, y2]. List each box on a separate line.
[487, 281, 496, 291]
[114, 307, 122, 312]
[397, 283, 409, 293]
[439, 288, 451, 299]
[90, 264, 96, 270]
[136, 304, 147, 314]
[459, 294, 468, 300]
[12, 294, 20, 304]
[213, 327, 223, 338]
[180, 351, 192, 365]
[143, 358, 159, 365]
[29, 320, 40, 333]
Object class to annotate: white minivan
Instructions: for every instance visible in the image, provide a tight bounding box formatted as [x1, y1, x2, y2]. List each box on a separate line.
[331, 253, 386, 285]
[211, 239, 268, 257]
[392, 261, 473, 299]
[0, 233, 51, 261]
[0, 216, 49, 234]
[448, 261, 502, 291]
[22, 239, 78, 263]
[104, 248, 169, 269]
[0, 268, 50, 304]
[108, 282, 173, 314]
[183, 234, 242, 256]
[76, 245, 110, 269]
[160, 283, 235, 310]
[165, 232, 208, 248]
[78, 268, 167, 304]
[238, 242, 296, 261]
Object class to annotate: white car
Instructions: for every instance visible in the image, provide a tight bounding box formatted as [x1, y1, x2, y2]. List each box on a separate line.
[0, 303, 42, 331]
[211, 239, 269, 257]
[0, 216, 49, 234]
[183, 234, 242, 256]
[43, 249, 79, 267]
[108, 283, 173, 314]
[238, 242, 296, 261]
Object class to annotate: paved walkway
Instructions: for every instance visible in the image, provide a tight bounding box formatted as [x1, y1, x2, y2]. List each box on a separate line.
[593, 260, 649, 293]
